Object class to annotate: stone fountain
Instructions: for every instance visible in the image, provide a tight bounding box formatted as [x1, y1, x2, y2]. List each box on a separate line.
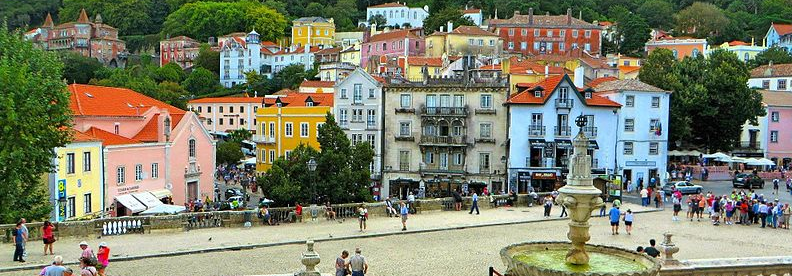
[500, 116, 661, 276]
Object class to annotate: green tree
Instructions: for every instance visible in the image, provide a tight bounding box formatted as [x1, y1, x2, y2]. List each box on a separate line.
[156, 62, 186, 83]
[0, 0, 60, 31]
[637, 0, 675, 28]
[155, 81, 189, 109]
[606, 5, 631, 23]
[617, 14, 651, 56]
[183, 67, 219, 96]
[194, 44, 220, 76]
[368, 14, 387, 28]
[60, 0, 166, 36]
[161, 1, 287, 42]
[751, 46, 792, 67]
[304, 2, 325, 17]
[0, 25, 72, 223]
[675, 2, 729, 38]
[275, 64, 315, 90]
[216, 141, 244, 166]
[423, 7, 474, 33]
[228, 129, 252, 143]
[60, 52, 103, 84]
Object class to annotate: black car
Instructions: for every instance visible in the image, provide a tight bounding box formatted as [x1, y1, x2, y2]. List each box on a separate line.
[732, 173, 764, 189]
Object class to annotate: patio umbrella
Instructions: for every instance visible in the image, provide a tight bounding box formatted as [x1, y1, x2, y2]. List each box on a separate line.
[703, 152, 730, 160]
[755, 158, 776, 166]
[139, 204, 187, 215]
[729, 157, 749, 163]
[744, 158, 766, 166]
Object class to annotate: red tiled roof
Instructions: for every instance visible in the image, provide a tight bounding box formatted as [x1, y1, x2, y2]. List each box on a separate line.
[599, 21, 613, 26]
[84, 127, 141, 146]
[316, 47, 342, 55]
[462, 9, 481, 14]
[728, 41, 750, 46]
[372, 76, 387, 84]
[509, 59, 567, 75]
[68, 84, 186, 117]
[478, 64, 501, 70]
[450, 26, 497, 36]
[72, 129, 101, 142]
[133, 117, 160, 142]
[189, 97, 263, 104]
[301, 80, 335, 88]
[263, 93, 334, 107]
[407, 57, 443, 67]
[261, 41, 278, 47]
[772, 23, 792, 36]
[508, 75, 621, 107]
[369, 2, 406, 8]
[368, 29, 419, 43]
[261, 47, 274, 55]
[585, 96, 621, 107]
[587, 76, 619, 88]
[490, 14, 598, 28]
[619, 65, 641, 74]
[273, 89, 298, 95]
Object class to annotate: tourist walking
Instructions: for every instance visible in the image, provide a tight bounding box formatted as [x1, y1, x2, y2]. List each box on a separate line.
[640, 187, 649, 207]
[39, 255, 68, 276]
[79, 241, 94, 260]
[96, 242, 109, 276]
[335, 250, 349, 276]
[349, 248, 368, 276]
[400, 202, 409, 231]
[12, 222, 26, 262]
[672, 195, 681, 221]
[654, 190, 662, 208]
[358, 205, 368, 232]
[42, 221, 55, 255]
[559, 201, 568, 218]
[469, 191, 480, 215]
[543, 195, 553, 217]
[78, 256, 97, 276]
[407, 192, 416, 214]
[623, 209, 634, 235]
[609, 205, 621, 235]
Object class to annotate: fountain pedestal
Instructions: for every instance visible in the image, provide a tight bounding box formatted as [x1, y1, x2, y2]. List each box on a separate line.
[296, 240, 321, 276]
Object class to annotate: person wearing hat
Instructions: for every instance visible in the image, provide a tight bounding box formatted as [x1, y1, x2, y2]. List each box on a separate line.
[96, 242, 110, 276]
[78, 241, 94, 260]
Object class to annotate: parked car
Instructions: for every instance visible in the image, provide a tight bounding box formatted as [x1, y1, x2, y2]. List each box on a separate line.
[225, 188, 244, 200]
[732, 173, 764, 189]
[662, 181, 703, 195]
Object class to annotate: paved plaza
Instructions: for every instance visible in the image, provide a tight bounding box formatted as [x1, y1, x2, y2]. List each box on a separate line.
[3, 198, 792, 276]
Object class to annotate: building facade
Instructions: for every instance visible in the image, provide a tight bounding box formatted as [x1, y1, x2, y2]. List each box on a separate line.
[292, 17, 335, 48]
[382, 71, 509, 199]
[506, 75, 620, 193]
[160, 36, 201, 68]
[26, 10, 126, 67]
[592, 79, 670, 187]
[361, 29, 425, 68]
[424, 25, 502, 58]
[187, 97, 262, 134]
[706, 41, 766, 63]
[219, 31, 264, 87]
[334, 68, 385, 196]
[737, 90, 792, 166]
[365, 2, 429, 28]
[462, 8, 483, 26]
[488, 8, 602, 56]
[765, 23, 792, 52]
[645, 37, 707, 60]
[48, 131, 104, 221]
[749, 64, 792, 91]
[254, 93, 334, 173]
[68, 84, 216, 216]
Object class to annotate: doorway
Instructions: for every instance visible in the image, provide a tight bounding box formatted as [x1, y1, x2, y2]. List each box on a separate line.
[187, 181, 198, 202]
[623, 169, 632, 189]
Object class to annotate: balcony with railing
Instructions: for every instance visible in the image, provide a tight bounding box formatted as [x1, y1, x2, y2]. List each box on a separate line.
[583, 126, 597, 137]
[421, 105, 469, 117]
[555, 98, 574, 109]
[554, 126, 572, 137]
[418, 163, 466, 175]
[252, 135, 275, 144]
[419, 135, 468, 146]
[528, 125, 545, 137]
[734, 141, 762, 152]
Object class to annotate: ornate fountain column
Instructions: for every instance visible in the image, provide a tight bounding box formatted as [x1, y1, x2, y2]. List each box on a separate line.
[297, 240, 321, 276]
[555, 116, 604, 265]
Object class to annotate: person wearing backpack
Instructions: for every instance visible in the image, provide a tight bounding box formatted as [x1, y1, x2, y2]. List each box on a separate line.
[78, 256, 97, 276]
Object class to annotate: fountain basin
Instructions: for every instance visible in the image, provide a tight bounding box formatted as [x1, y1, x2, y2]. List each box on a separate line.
[501, 242, 661, 276]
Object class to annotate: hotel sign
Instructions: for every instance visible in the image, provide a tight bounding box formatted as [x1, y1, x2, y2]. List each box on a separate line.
[532, 172, 557, 180]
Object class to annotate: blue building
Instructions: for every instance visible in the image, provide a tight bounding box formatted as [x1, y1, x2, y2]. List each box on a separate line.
[765, 23, 792, 52]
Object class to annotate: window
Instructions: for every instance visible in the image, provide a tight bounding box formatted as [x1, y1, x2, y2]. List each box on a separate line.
[625, 95, 635, 107]
[269, 122, 275, 138]
[83, 193, 92, 214]
[691, 48, 700, 57]
[317, 122, 324, 137]
[285, 122, 293, 137]
[369, 88, 376, 99]
[367, 109, 376, 128]
[624, 119, 635, 132]
[560, 30, 566, 37]
[762, 80, 770, 89]
[207, 106, 212, 113]
[219, 118, 224, 125]
[479, 153, 491, 173]
[490, 39, 495, 46]
[454, 153, 463, 165]
[469, 38, 474, 45]
[547, 30, 553, 37]
[353, 84, 362, 103]
[651, 97, 660, 108]
[400, 121, 411, 136]
[480, 94, 492, 109]
[67, 197, 76, 218]
[114, 124, 120, 134]
[399, 150, 410, 171]
[151, 163, 159, 179]
[425, 152, 434, 164]
[508, 28, 514, 36]
[521, 29, 528, 36]
[340, 88, 347, 99]
[650, 119, 660, 132]
[352, 134, 363, 145]
[772, 111, 780, 122]
[623, 142, 634, 155]
[779, 79, 787, 90]
[584, 30, 591, 38]
[367, 134, 376, 149]
[229, 106, 234, 113]
[229, 118, 235, 125]
[339, 109, 348, 125]
[297, 122, 308, 138]
[559, 43, 565, 51]
[547, 42, 553, 51]
[219, 106, 224, 113]
[352, 109, 363, 122]
[135, 164, 143, 181]
[197, 106, 202, 113]
[533, 29, 539, 37]
[584, 43, 591, 51]
[572, 30, 578, 38]
[240, 106, 244, 113]
[771, 131, 779, 143]
[83, 152, 91, 172]
[533, 42, 540, 50]
[649, 142, 659, 155]
[117, 166, 125, 184]
[269, 150, 275, 163]
[480, 123, 492, 138]
[534, 91, 542, 97]
[189, 139, 196, 158]
[285, 150, 291, 159]
[508, 42, 514, 49]
[66, 153, 75, 174]
[400, 94, 411, 108]
[572, 43, 578, 49]
[520, 42, 527, 50]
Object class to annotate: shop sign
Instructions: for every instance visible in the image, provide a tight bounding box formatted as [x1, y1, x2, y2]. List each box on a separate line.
[532, 172, 557, 180]
[118, 185, 140, 194]
[625, 161, 657, 167]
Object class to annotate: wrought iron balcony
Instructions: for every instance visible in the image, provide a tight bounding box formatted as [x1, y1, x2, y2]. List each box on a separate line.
[555, 126, 572, 137]
[583, 126, 597, 137]
[555, 98, 574, 109]
[421, 105, 468, 116]
[528, 125, 545, 137]
[419, 135, 467, 146]
[735, 141, 762, 151]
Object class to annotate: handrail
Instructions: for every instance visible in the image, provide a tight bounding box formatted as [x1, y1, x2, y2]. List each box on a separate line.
[661, 256, 792, 276]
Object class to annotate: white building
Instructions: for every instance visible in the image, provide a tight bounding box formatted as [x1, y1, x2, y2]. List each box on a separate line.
[506, 74, 621, 193]
[364, 2, 429, 28]
[462, 8, 483, 26]
[334, 68, 385, 195]
[592, 79, 670, 187]
[749, 63, 792, 91]
[271, 45, 319, 74]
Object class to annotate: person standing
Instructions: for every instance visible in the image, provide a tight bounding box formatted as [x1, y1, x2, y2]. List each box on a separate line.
[640, 187, 649, 207]
[469, 190, 480, 215]
[609, 205, 621, 235]
[79, 241, 94, 260]
[773, 178, 780, 195]
[12, 222, 25, 262]
[349, 248, 368, 276]
[407, 192, 416, 214]
[598, 195, 607, 217]
[672, 195, 681, 221]
[758, 201, 768, 228]
[623, 209, 634, 235]
[39, 255, 67, 276]
[400, 202, 409, 231]
[20, 218, 28, 258]
[543, 195, 553, 217]
[96, 242, 109, 276]
[42, 221, 55, 255]
[358, 205, 368, 232]
[335, 250, 349, 276]
[452, 189, 463, 211]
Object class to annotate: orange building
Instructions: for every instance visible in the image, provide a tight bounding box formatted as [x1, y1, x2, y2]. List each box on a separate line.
[645, 37, 707, 60]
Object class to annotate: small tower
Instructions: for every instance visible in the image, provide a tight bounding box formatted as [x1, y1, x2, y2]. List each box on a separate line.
[95, 13, 103, 24]
[246, 30, 262, 76]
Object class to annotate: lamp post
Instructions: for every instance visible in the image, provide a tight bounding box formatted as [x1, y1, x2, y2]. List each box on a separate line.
[307, 157, 317, 204]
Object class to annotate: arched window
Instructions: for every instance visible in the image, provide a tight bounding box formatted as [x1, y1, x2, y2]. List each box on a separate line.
[744, 53, 750, 62]
[691, 48, 699, 57]
[672, 49, 678, 59]
[189, 139, 196, 158]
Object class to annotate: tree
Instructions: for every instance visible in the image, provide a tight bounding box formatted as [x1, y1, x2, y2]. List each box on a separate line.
[194, 44, 220, 76]
[274, 64, 315, 90]
[304, 2, 324, 17]
[216, 141, 244, 166]
[0, 25, 72, 223]
[675, 2, 729, 38]
[751, 46, 792, 67]
[156, 62, 186, 83]
[423, 7, 474, 33]
[60, 0, 166, 36]
[368, 14, 387, 28]
[637, 0, 675, 29]
[155, 81, 189, 109]
[617, 14, 651, 56]
[161, 1, 287, 42]
[0, 0, 60, 31]
[60, 52, 103, 84]
[228, 129, 252, 143]
[183, 67, 219, 96]
[606, 5, 631, 23]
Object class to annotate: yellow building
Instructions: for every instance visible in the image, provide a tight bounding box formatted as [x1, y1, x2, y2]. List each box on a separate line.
[425, 26, 501, 57]
[49, 130, 105, 221]
[404, 56, 447, 80]
[340, 44, 361, 65]
[291, 17, 335, 48]
[501, 57, 570, 93]
[705, 40, 767, 62]
[255, 93, 334, 172]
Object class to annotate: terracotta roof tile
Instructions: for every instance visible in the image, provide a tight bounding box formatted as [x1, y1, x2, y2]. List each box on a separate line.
[372, 76, 387, 83]
[462, 9, 481, 14]
[751, 64, 792, 78]
[478, 64, 501, 70]
[490, 14, 598, 28]
[772, 23, 792, 36]
[508, 75, 621, 107]
[189, 97, 264, 104]
[368, 29, 419, 43]
[84, 127, 141, 146]
[369, 2, 406, 8]
[300, 80, 335, 88]
[407, 57, 443, 67]
[728, 41, 750, 46]
[619, 65, 641, 74]
[584, 96, 621, 107]
[586, 76, 619, 88]
[133, 117, 160, 142]
[450, 26, 498, 36]
[592, 79, 665, 93]
[316, 47, 342, 55]
[263, 93, 334, 107]
[759, 90, 792, 107]
[72, 129, 101, 142]
[68, 84, 186, 117]
[273, 89, 298, 95]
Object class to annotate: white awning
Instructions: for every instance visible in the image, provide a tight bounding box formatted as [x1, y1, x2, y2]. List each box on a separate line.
[132, 192, 164, 208]
[149, 189, 173, 199]
[115, 194, 147, 213]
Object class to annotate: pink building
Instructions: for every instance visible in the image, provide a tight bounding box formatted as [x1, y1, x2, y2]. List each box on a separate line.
[160, 36, 201, 69]
[762, 90, 792, 168]
[26, 10, 127, 67]
[69, 84, 216, 216]
[361, 29, 425, 70]
[187, 96, 263, 134]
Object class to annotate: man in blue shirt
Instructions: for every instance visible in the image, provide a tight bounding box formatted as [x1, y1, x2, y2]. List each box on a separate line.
[400, 202, 409, 231]
[469, 191, 480, 215]
[609, 205, 621, 235]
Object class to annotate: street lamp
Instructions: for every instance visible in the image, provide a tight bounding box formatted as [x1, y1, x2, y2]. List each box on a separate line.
[307, 157, 317, 204]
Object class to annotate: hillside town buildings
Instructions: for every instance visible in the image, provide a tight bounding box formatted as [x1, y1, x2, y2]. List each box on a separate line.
[26, 10, 127, 67]
[364, 2, 429, 28]
[488, 8, 602, 56]
[160, 36, 201, 68]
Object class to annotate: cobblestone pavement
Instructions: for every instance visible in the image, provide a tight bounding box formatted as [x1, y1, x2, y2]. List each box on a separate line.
[6, 202, 792, 276]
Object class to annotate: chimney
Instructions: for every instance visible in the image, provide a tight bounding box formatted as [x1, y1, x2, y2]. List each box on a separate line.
[567, 8, 572, 25]
[573, 66, 584, 88]
[447, 21, 454, 32]
[544, 64, 549, 78]
[579, 10, 582, 20]
[528, 8, 533, 24]
[440, 26, 444, 33]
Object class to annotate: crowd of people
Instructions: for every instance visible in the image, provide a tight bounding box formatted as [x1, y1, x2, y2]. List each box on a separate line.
[34, 241, 110, 276]
[670, 188, 792, 228]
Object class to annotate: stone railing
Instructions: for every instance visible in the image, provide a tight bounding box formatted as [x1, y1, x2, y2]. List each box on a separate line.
[661, 257, 792, 276]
